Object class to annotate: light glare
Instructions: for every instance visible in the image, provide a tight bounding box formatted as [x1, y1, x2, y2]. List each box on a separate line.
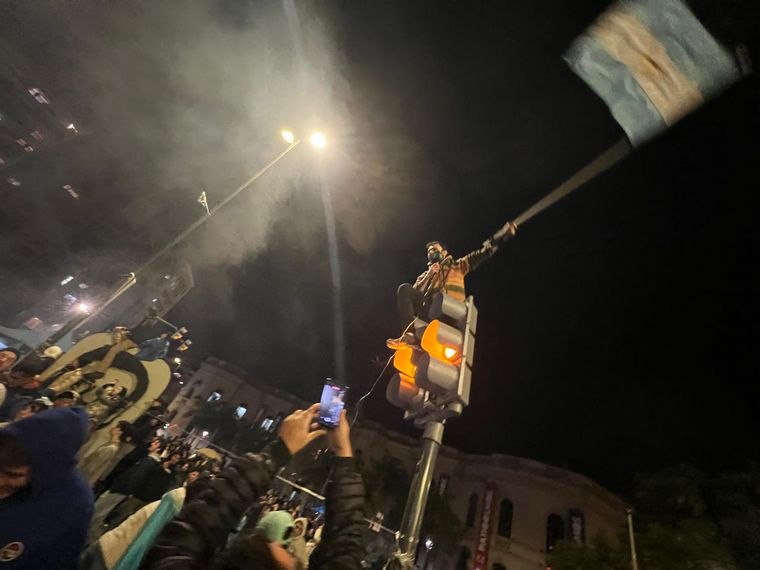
[281, 129, 295, 144]
[443, 347, 458, 360]
[77, 303, 90, 313]
[309, 132, 327, 149]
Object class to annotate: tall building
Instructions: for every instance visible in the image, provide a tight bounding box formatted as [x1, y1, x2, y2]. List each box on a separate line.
[0, 259, 193, 351]
[168, 357, 628, 569]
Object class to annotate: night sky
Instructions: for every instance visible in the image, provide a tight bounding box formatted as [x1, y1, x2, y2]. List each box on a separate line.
[2, 1, 758, 493]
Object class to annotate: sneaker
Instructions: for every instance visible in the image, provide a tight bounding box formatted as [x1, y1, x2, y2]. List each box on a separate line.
[386, 332, 417, 350]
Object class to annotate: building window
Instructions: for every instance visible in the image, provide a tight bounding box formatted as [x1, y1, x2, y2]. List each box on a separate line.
[438, 474, 449, 496]
[569, 509, 585, 544]
[235, 404, 248, 419]
[271, 412, 284, 432]
[546, 514, 565, 552]
[492, 564, 507, 570]
[207, 390, 223, 402]
[497, 499, 513, 538]
[261, 417, 274, 431]
[466, 493, 478, 527]
[456, 547, 471, 570]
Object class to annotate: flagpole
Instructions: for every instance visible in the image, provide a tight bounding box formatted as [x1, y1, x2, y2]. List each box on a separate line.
[133, 139, 301, 277]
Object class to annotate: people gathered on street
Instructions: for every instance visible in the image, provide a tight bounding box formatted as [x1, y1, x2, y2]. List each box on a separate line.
[1, 348, 369, 570]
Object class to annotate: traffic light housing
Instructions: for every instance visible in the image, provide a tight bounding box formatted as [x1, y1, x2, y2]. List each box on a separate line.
[386, 292, 478, 423]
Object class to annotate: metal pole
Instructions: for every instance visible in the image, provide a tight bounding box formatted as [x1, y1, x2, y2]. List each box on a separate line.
[398, 420, 444, 561]
[12, 141, 301, 362]
[626, 508, 639, 570]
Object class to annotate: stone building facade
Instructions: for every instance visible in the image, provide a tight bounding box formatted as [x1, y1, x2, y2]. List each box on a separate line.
[168, 357, 627, 569]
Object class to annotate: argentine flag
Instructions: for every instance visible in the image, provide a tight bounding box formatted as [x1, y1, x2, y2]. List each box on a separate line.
[565, 0, 747, 146]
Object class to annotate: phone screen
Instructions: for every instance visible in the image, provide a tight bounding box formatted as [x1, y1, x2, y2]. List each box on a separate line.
[318, 381, 347, 428]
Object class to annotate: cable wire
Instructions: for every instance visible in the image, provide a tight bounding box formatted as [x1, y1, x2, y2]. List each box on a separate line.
[349, 317, 417, 428]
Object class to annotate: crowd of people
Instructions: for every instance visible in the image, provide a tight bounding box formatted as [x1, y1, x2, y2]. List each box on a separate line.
[0, 343, 369, 569]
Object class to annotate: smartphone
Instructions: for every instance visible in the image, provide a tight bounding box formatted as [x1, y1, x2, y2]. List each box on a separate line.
[318, 380, 347, 429]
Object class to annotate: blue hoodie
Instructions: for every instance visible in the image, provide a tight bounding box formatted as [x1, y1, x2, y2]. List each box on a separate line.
[0, 407, 94, 568]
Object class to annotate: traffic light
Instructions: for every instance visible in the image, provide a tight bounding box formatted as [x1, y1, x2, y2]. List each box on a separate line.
[386, 292, 478, 422]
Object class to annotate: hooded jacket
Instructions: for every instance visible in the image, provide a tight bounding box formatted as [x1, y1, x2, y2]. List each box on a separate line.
[0, 407, 94, 569]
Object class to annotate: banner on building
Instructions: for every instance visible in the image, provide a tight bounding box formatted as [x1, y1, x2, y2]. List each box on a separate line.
[472, 482, 497, 570]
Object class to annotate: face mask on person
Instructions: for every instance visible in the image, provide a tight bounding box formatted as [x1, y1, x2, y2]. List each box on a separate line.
[427, 250, 443, 263]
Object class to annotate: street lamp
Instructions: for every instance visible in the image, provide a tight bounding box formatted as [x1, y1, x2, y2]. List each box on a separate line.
[309, 131, 327, 150]
[77, 302, 91, 314]
[281, 129, 327, 150]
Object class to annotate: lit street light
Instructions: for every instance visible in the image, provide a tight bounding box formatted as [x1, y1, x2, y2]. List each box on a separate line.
[77, 302, 91, 313]
[281, 129, 327, 150]
[281, 129, 296, 144]
[309, 131, 327, 150]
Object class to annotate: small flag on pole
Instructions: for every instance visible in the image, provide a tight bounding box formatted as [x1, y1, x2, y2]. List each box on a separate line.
[565, 0, 748, 146]
[197, 191, 210, 215]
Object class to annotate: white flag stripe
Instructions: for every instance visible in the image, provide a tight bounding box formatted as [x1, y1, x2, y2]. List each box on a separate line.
[590, 8, 703, 126]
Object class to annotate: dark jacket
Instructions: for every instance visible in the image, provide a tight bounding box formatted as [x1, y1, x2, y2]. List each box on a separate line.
[0, 408, 94, 569]
[141, 440, 291, 569]
[214, 455, 367, 569]
[308, 456, 367, 569]
[110, 455, 173, 502]
[142, 444, 367, 569]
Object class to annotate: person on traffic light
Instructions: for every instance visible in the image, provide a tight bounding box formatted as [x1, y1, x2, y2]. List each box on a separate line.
[386, 221, 518, 350]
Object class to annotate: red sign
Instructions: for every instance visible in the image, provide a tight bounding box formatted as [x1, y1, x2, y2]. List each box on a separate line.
[472, 482, 496, 570]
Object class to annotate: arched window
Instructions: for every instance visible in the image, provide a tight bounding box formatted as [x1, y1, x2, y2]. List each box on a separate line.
[497, 498, 513, 538]
[438, 474, 449, 496]
[456, 547, 471, 570]
[546, 514, 565, 552]
[466, 493, 478, 527]
[569, 509, 585, 544]
[492, 564, 507, 570]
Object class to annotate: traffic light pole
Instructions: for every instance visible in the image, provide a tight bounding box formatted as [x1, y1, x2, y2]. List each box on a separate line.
[397, 420, 445, 562]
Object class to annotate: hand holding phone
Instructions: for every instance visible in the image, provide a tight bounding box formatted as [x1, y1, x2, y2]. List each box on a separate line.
[318, 380, 347, 429]
[327, 409, 352, 458]
[278, 404, 326, 455]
